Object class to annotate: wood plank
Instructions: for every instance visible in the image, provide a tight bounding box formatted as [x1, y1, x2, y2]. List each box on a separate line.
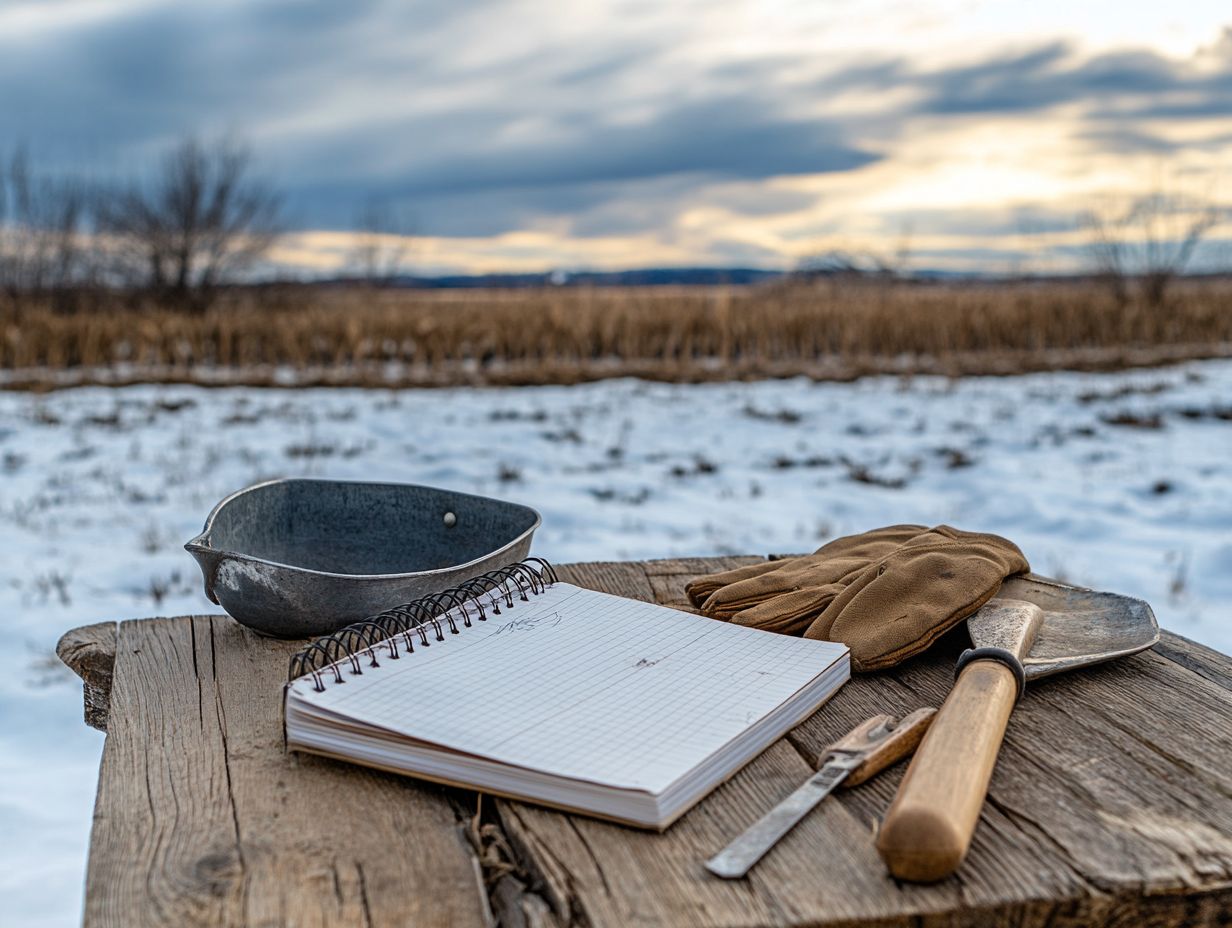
[555, 560, 658, 602]
[1153, 630, 1232, 692]
[640, 555, 767, 577]
[57, 621, 116, 730]
[84, 615, 492, 928]
[86, 618, 238, 927]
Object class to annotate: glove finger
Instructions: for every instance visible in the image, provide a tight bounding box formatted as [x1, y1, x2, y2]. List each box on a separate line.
[686, 525, 930, 609]
[683, 557, 800, 604]
[698, 553, 876, 618]
[725, 584, 846, 635]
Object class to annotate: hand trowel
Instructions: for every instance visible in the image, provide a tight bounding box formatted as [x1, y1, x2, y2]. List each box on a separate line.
[876, 575, 1159, 882]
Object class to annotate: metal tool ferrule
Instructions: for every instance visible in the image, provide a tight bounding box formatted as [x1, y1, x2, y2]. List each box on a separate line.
[955, 646, 1027, 702]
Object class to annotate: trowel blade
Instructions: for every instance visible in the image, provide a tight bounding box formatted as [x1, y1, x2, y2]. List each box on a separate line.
[970, 574, 1160, 682]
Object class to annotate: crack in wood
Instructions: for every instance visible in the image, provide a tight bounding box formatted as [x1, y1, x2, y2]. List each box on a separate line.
[330, 859, 344, 907]
[355, 861, 374, 928]
[564, 819, 613, 899]
[206, 618, 248, 880]
[1153, 637, 1232, 692]
[189, 618, 204, 730]
[492, 803, 584, 927]
[783, 728, 821, 770]
[142, 752, 158, 823]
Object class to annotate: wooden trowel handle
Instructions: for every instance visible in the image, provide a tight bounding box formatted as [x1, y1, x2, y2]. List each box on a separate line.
[876, 659, 1019, 882]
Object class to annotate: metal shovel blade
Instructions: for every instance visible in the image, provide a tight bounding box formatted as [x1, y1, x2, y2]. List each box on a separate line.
[972, 574, 1160, 680]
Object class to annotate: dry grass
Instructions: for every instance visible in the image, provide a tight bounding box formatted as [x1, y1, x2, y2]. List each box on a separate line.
[3, 278, 1231, 388]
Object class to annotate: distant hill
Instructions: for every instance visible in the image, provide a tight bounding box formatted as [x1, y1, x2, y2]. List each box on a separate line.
[327, 267, 785, 289]
[314, 265, 991, 289]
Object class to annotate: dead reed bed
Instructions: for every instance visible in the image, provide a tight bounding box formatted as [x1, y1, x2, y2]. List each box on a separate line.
[3, 279, 1231, 388]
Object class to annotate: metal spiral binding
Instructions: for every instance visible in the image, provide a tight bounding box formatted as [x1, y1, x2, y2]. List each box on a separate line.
[288, 558, 558, 692]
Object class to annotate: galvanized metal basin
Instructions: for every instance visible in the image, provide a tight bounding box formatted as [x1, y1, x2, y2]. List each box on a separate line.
[185, 479, 540, 638]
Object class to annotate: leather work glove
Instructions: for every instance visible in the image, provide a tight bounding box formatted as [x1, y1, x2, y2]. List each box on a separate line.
[685, 524, 927, 634]
[686, 525, 1029, 672]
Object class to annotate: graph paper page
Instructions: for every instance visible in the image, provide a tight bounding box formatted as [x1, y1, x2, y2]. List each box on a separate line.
[291, 583, 847, 793]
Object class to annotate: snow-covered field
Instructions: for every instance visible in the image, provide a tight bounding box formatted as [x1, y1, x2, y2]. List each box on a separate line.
[4, 361, 1231, 926]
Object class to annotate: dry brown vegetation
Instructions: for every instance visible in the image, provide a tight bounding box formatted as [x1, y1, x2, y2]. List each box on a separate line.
[3, 278, 1231, 389]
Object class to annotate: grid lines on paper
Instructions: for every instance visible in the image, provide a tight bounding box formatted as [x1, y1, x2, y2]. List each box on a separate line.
[302, 583, 844, 792]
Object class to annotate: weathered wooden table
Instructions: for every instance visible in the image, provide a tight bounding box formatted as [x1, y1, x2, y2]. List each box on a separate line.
[60, 556, 1232, 927]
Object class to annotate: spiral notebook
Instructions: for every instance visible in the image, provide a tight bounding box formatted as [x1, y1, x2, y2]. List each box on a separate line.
[284, 559, 849, 829]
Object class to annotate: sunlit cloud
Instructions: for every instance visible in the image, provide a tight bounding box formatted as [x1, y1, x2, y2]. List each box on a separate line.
[2, 0, 1229, 275]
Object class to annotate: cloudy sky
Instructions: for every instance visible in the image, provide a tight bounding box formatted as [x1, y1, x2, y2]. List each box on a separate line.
[3, 0, 1231, 275]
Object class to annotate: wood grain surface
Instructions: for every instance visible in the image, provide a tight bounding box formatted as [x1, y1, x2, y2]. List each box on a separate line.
[73, 615, 491, 928]
[60, 556, 1232, 927]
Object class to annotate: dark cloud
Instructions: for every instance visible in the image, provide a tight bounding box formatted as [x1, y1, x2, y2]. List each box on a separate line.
[915, 43, 1074, 114]
[387, 99, 873, 194]
[1, 2, 1230, 248]
[0, 0, 477, 156]
[905, 39, 1232, 137]
[905, 43, 1223, 117]
[271, 89, 872, 233]
[0, 0, 879, 237]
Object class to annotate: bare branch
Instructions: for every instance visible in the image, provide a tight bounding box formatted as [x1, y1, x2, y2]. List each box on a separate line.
[1081, 185, 1225, 308]
[348, 198, 415, 286]
[96, 137, 282, 310]
[0, 145, 95, 307]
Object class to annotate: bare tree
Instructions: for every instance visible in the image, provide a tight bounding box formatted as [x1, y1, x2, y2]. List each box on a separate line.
[0, 146, 93, 309]
[348, 198, 414, 286]
[98, 137, 282, 310]
[793, 246, 905, 283]
[793, 224, 914, 286]
[1080, 190, 1221, 308]
[1081, 200, 1132, 306]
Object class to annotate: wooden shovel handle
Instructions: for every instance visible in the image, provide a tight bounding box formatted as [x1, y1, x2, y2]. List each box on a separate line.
[875, 659, 1018, 882]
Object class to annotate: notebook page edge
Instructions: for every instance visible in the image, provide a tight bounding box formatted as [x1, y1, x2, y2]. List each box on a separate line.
[285, 722, 665, 828]
[287, 583, 851, 798]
